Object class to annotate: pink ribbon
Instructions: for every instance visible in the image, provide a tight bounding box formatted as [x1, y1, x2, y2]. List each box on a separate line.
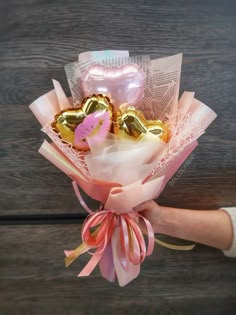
[64, 181, 154, 286]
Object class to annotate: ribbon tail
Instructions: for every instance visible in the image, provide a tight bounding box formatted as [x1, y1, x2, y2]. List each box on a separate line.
[99, 241, 116, 283]
[78, 248, 103, 277]
[64, 242, 88, 267]
[154, 237, 196, 251]
[111, 227, 140, 287]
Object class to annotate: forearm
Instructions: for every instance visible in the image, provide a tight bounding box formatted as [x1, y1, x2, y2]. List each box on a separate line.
[157, 207, 233, 250]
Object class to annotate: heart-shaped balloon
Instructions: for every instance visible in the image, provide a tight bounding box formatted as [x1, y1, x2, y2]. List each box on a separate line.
[114, 107, 169, 142]
[51, 95, 113, 148]
[81, 64, 145, 108]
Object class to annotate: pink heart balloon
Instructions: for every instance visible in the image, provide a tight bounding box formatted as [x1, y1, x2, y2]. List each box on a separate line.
[81, 64, 145, 108]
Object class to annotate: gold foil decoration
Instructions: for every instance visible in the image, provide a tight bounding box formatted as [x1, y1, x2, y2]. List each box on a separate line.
[51, 95, 113, 147]
[114, 106, 169, 142]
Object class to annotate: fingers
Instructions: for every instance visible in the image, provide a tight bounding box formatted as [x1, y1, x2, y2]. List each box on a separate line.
[133, 200, 156, 212]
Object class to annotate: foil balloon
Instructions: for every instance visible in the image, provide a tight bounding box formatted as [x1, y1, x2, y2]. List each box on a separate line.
[80, 64, 145, 108]
[51, 95, 113, 149]
[114, 106, 169, 142]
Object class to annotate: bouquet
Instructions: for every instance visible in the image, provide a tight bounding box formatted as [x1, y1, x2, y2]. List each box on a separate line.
[30, 50, 217, 286]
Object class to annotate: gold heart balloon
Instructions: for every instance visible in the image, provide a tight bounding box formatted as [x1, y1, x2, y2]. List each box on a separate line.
[51, 95, 113, 147]
[114, 106, 169, 142]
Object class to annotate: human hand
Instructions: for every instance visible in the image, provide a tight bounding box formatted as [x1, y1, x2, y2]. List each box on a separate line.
[134, 200, 234, 251]
[134, 200, 162, 233]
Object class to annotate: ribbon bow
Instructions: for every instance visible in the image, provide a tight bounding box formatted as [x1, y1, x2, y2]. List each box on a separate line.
[65, 181, 195, 286]
[65, 208, 154, 283]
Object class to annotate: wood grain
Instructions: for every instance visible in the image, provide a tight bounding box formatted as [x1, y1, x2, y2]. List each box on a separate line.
[0, 1, 235, 313]
[0, 0, 236, 215]
[0, 224, 235, 314]
[1, 103, 236, 215]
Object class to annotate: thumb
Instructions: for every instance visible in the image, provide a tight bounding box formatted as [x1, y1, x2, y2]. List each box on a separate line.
[134, 200, 158, 212]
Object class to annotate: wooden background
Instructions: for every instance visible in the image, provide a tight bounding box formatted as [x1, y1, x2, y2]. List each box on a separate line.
[0, 0, 236, 314]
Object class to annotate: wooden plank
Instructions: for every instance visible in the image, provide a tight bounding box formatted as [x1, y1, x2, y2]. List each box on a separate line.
[0, 0, 236, 214]
[0, 224, 235, 314]
[1, 53, 236, 107]
[1, 104, 236, 215]
[0, 0, 236, 106]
